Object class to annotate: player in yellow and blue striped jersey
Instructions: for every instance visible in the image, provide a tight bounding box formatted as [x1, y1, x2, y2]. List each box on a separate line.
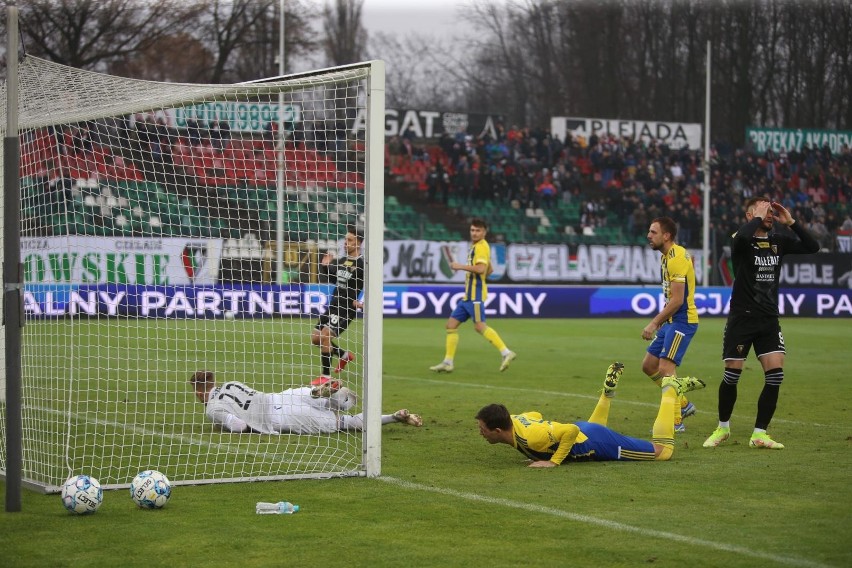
[429, 218, 516, 373]
[476, 363, 705, 467]
[641, 216, 701, 432]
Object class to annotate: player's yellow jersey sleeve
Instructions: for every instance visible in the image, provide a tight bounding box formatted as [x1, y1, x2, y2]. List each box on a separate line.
[548, 422, 582, 465]
[663, 244, 699, 324]
[511, 413, 583, 465]
[464, 240, 491, 301]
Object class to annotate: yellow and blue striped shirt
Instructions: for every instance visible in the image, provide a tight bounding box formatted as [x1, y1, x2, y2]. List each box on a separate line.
[661, 243, 698, 324]
[464, 240, 491, 302]
[510, 412, 656, 463]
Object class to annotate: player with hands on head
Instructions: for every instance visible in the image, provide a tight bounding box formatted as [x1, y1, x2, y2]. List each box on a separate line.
[476, 363, 705, 468]
[703, 197, 820, 450]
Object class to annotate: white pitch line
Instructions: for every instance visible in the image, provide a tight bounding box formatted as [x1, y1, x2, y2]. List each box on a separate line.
[384, 373, 844, 428]
[39, 407, 836, 567]
[378, 476, 835, 568]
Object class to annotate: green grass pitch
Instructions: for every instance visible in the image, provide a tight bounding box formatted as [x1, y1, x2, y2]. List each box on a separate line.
[2, 317, 850, 567]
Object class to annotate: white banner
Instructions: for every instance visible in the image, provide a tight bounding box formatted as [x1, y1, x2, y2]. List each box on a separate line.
[506, 243, 705, 284]
[382, 240, 508, 283]
[22, 238, 706, 286]
[551, 116, 702, 149]
[381, 241, 703, 284]
[350, 108, 501, 139]
[21, 237, 224, 285]
[383, 240, 468, 283]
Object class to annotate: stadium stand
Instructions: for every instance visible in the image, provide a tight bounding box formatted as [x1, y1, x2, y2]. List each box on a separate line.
[385, 126, 852, 249]
[19, 125, 367, 241]
[19, 122, 852, 249]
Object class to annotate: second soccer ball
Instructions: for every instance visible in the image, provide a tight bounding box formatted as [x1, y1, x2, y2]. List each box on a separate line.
[130, 469, 171, 509]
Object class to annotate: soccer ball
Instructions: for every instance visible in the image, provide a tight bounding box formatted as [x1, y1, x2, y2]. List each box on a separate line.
[130, 470, 171, 509]
[61, 474, 103, 515]
[329, 387, 357, 411]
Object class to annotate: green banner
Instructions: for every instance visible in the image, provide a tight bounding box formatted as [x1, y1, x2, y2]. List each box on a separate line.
[746, 127, 852, 155]
[172, 102, 301, 133]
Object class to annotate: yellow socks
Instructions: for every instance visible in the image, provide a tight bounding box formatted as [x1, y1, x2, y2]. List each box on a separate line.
[587, 393, 612, 426]
[482, 326, 507, 352]
[444, 328, 459, 361]
[674, 394, 690, 426]
[653, 387, 677, 461]
[650, 372, 688, 428]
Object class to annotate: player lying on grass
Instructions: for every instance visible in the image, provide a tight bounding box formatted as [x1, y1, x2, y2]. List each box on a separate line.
[190, 371, 422, 434]
[475, 363, 705, 467]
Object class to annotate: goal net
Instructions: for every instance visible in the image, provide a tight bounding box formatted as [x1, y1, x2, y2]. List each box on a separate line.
[0, 56, 385, 491]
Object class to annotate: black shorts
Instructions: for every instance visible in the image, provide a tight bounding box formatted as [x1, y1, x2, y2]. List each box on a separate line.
[722, 313, 785, 361]
[315, 310, 354, 337]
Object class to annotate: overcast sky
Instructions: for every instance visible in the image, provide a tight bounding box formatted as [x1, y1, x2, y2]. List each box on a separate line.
[359, 0, 472, 37]
[292, 0, 481, 71]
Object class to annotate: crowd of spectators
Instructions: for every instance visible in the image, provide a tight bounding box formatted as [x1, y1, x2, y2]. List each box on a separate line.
[20, 114, 367, 240]
[22, 112, 852, 253]
[26, 113, 363, 189]
[388, 123, 852, 252]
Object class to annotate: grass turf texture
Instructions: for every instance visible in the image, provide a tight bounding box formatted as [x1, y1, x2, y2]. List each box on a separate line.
[2, 317, 850, 567]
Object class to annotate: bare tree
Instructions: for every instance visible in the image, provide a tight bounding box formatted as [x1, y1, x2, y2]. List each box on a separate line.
[138, 0, 318, 83]
[110, 32, 213, 83]
[194, 0, 278, 83]
[11, 0, 852, 140]
[449, 0, 852, 143]
[230, 0, 320, 81]
[369, 32, 463, 110]
[12, 0, 319, 84]
[321, 0, 367, 66]
[15, 0, 202, 71]
[828, 1, 852, 129]
[452, 1, 529, 124]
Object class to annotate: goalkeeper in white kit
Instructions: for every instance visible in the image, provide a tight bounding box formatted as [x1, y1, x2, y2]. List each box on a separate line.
[189, 371, 422, 434]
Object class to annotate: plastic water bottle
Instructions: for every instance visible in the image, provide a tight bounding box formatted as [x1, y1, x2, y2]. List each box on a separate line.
[256, 501, 300, 515]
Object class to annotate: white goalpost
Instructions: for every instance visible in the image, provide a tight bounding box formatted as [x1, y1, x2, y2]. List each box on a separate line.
[0, 55, 385, 492]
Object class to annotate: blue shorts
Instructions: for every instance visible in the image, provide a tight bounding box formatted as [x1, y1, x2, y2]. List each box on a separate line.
[449, 300, 486, 324]
[647, 321, 698, 366]
[568, 422, 656, 462]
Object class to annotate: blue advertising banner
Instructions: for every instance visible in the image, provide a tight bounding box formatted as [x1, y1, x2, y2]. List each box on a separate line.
[24, 283, 337, 318]
[382, 285, 851, 318]
[23, 284, 852, 319]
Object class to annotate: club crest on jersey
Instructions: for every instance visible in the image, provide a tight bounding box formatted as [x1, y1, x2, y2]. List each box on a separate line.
[771, 245, 778, 255]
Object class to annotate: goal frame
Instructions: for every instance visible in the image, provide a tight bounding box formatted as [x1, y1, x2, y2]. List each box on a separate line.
[249, 62, 386, 478]
[0, 55, 386, 494]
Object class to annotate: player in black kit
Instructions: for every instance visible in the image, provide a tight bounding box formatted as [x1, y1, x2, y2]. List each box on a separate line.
[703, 197, 819, 450]
[310, 225, 365, 383]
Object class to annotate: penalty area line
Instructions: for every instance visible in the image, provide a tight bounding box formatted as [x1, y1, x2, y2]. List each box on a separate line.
[378, 476, 834, 568]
